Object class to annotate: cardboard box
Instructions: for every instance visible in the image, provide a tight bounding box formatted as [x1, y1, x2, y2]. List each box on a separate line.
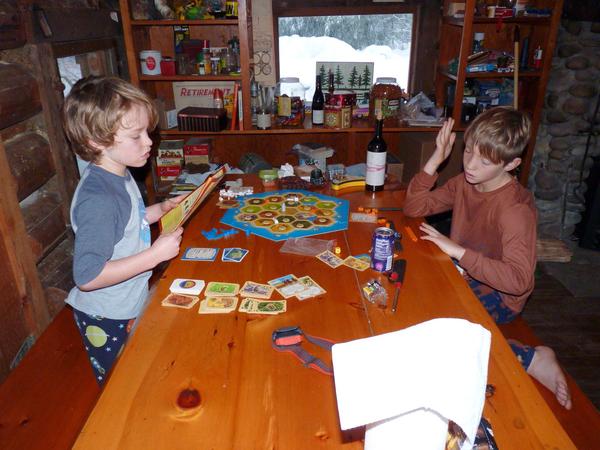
[184, 137, 212, 165]
[158, 139, 184, 161]
[156, 157, 182, 181]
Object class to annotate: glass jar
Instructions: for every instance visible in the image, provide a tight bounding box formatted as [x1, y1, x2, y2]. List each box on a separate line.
[275, 77, 305, 127]
[369, 77, 403, 127]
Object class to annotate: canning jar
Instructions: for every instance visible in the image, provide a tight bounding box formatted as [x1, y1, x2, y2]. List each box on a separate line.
[369, 77, 403, 127]
[275, 77, 305, 127]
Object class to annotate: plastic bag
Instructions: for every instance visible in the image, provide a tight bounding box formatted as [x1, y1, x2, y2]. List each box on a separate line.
[279, 237, 335, 257]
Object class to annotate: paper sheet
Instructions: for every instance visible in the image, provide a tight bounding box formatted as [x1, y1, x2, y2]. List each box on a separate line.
[332, 318, 491, 449]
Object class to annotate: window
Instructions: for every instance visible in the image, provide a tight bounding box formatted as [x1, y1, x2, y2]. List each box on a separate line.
[277, 13, 413, 101]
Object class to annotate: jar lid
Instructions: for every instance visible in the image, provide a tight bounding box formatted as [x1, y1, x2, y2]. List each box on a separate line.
[279, 77, 300, 83]
[375, 77, 398, 84]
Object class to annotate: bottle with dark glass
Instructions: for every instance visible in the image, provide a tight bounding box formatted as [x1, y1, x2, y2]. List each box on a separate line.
[328, 72, 335, 96]
[311, 75, 324, 126]
[365, 114, 387, 192]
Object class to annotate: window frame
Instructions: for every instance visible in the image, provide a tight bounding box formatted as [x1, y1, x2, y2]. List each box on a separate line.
[272, 3, 420, 94]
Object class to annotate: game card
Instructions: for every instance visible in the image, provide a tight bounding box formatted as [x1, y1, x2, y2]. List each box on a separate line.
[239, 281, 274, 299]
[198, 296, 238, 314]
[205, 281, 240, 297]
[354, 253, 371, 263]
[267, 274, 303, 298]
[343, 256, 370, 271]
[316, 250, 344, 268]
[222, 248, 249, 262]
[296, 276, 327, 300]
[161, 292, 200, 309]
[169, 278, 205, 296]
[181, 247, 218, 261]
[238, 298, 286, 315]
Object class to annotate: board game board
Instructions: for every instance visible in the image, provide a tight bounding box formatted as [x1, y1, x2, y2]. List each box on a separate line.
[220, 190, 349, 241]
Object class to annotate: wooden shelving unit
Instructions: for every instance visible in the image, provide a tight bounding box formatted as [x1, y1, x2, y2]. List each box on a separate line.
[118, 0, 253, 130]
[435, 0, 564, 184]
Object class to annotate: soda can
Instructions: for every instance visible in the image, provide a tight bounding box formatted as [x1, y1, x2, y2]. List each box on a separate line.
[371, 227, 395, 272]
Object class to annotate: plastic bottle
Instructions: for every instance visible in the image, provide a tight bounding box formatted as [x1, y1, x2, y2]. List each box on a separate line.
[312, 75, 324, 126]
[365, 114, 387, 192]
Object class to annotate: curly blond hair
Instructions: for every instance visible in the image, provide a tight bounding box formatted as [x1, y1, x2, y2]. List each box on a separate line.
[63, 76, 157, 163]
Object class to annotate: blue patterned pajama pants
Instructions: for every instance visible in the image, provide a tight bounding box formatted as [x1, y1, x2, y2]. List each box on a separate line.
[467, 278, 535, 370]
[73, 309, 135, 386]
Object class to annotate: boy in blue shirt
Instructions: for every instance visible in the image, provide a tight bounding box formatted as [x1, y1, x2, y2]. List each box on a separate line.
[63, 76, 185, 385]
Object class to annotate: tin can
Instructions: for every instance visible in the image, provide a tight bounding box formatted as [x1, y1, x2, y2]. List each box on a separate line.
[324, 91, 356, 129]
[371, 227, 395, 272]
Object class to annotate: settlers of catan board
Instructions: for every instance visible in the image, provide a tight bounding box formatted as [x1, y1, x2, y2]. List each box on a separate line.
[220, 190, 349, 241]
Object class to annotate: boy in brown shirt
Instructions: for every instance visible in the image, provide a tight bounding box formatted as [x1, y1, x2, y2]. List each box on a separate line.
[404, 107, 571, 409]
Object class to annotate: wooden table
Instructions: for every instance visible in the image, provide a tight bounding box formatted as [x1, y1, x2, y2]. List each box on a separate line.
[74, 177, 575, 449]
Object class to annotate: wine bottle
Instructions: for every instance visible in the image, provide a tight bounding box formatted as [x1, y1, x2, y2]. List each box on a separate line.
[365, 115, 387, 192]
[312, 75, 324, 126]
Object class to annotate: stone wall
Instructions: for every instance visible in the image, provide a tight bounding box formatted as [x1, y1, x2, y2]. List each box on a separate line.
[530, 21, 600, 238]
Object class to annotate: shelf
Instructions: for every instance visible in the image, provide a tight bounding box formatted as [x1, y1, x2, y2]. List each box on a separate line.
[130, 19, 239, 26]
[443, 16, 551, 26]
[159, 124, 440, 136]
[439, 69, 542, 81]
[139, 74, 242, 82]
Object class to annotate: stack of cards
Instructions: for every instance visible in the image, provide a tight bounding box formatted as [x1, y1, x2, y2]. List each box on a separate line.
[267, 274, 326, 301]
[181, 247, 218, 261]
[205, 281, 240, 296]
[198, 296, 238, 314]
[222, 248, 249, 262]
[161, 293, 200, 309]
[238, 298, 286, 315]
[169, 278, 205, 296]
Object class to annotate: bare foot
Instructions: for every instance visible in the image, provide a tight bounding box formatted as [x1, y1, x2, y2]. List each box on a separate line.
[527, 346, 572, 410]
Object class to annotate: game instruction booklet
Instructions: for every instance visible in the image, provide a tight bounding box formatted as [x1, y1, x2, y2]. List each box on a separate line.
[160, 165, 226, 234]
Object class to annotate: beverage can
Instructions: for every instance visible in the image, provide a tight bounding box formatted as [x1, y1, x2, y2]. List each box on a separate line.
[371, 227, 395, 272]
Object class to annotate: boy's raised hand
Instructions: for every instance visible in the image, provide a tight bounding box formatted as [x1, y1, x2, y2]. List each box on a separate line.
[423, 118, 456, 176]
[151, 226, 184, 263]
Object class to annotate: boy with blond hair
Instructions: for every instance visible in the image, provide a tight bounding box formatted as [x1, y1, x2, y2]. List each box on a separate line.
[404, 107, 571, 409]
[63, 76, 185, 385]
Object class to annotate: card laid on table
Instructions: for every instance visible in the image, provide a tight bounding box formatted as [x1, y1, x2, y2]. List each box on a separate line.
[238, 298, 286, 315]
[169, 278, 205, 296]
[205, 281, 240, 297]
[222, 248, 249, 262]
[239, 281, 274, 299]
[316, 250, 344, 268]
[296, 276, 327, 300]
[267, 274, 303, 298]
[161, 292, 200, 309]
[181, 247, 218, 261]
[343, 256, 370, 271]
[198, 296, 238, 314]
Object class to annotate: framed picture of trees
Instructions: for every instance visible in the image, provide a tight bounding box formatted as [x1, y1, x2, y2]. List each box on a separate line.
[316, 61, 375, 116]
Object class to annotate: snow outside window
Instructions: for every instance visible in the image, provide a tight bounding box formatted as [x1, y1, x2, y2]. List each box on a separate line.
[278, 14, 412, 101]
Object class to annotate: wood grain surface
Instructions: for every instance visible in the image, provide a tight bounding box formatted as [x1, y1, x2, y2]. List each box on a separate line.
[73, 176, 575, 449]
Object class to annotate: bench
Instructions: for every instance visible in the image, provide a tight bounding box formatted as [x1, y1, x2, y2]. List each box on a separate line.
[0, 306, 100, 450]
[499, 317, 600, 449]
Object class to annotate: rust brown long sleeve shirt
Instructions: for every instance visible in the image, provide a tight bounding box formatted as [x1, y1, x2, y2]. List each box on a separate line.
[404, 171, 537, 313]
